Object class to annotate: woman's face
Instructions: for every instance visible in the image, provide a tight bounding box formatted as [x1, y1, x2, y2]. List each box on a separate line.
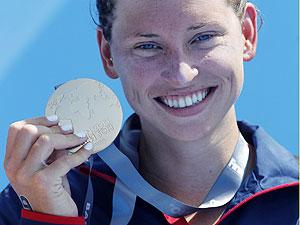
[106, 0, 255, 140]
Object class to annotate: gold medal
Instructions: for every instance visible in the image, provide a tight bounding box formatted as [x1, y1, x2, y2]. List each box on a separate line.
[45, 78, 123, 153]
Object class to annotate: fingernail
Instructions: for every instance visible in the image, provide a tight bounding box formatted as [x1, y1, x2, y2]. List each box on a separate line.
[46, 115, 58, 122]
[58, 120, 73, 132]
[74, 131, 87, 138]
[83, 142, 93, 151]
[61, 124, 73, 132]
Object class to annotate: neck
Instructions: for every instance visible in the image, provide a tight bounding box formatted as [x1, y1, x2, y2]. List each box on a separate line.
[138, 107, 240, 206]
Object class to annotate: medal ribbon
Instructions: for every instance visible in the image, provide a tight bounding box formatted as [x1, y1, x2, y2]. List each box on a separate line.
[82, 134, 249, 224]
[82, 156, 94, 225]
[97, 134, 249, 217]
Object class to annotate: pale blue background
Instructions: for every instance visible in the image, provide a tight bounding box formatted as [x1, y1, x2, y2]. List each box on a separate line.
[0, 1, 298, 190]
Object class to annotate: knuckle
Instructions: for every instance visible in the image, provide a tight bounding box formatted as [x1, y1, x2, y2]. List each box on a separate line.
[20, 124, 38, 137]
[37, 134, 51, 146]
[8, 122, 21, 133]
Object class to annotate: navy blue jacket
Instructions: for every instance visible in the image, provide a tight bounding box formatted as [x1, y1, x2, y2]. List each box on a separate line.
[0, 115, 298, 225]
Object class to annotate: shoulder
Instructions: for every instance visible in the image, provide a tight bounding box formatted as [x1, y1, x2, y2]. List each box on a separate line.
[220, 121, 299, 224]
[220, 182, 299, 225]
[237, 120, 298, 185]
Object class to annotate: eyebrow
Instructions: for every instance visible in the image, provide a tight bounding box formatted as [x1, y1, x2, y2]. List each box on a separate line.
[133, 22, 221, 38]
[135, 33, 160, 38]
[187, 22, 220, 31]
[188, 23, 206, 31]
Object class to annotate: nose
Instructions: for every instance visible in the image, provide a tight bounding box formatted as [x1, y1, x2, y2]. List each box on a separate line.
[161, 61, 199, 87]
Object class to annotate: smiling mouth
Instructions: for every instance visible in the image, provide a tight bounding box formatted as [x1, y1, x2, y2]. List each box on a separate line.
[154, 87, 216, 109]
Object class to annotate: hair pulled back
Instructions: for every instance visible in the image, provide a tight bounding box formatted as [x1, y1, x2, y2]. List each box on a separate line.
[96, 0, 248, 42]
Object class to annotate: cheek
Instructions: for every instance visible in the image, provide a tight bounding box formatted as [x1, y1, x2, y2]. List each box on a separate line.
[115, 52, 162, 93]
[116, 61, 155, 113]
[200, 45, 244, 92]
[119, 75, 142, 110]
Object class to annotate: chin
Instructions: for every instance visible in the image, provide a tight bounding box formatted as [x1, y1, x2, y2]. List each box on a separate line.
[153, 103, 237, 142]
[157, 118, 216, 142]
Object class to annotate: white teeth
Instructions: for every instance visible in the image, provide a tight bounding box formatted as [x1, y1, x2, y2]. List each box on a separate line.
[163, 97, 168, 105]
[178, 98, 186, 108]
[167, 98, 174, 107]
[197, 91, 203, 101]
[192, 93, 198, 104]
[159, 88, 211, 109]
[185, 96, 193, 107]
[173, 99, 179, 107]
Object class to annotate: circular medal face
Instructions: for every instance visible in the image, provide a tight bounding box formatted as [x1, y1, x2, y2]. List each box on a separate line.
[45, 78, 123, 153]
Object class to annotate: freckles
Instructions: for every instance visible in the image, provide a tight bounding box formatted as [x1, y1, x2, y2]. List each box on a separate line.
[122, 81, 142, 113]
[131, 88, 142, 106]
[122, 74, 146, 110]
[203, 48, 243, 101]
[200, 49, 237, 82]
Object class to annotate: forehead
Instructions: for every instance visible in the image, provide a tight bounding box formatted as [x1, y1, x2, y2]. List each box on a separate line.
[112, 0, 235, 36]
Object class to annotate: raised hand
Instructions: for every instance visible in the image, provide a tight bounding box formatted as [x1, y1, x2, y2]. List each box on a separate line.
[4, 115, 93, 216]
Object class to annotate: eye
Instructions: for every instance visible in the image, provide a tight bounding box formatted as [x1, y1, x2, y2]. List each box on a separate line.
[134, 43, 162, 50]
[191, 33, 215, 44]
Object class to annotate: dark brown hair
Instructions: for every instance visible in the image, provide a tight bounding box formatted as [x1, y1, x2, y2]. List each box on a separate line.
[96, 0, 251, 42]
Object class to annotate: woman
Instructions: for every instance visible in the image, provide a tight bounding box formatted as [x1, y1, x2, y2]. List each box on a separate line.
[0, 0, 298, 224]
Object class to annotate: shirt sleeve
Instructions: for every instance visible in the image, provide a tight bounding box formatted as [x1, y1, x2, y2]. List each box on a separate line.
[0, 184, 84, 225]
[20, 209, 84, 225]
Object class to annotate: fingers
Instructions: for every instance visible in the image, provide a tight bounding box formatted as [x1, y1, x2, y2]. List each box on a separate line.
[4, 115, 93, 216]
[5, 124, 71, 171]
[5, 116, 75, 174]
[23, 133, 88, 172]
[5, 115, 59, 163]
[23, 115, 60, 126]
[4, 116, 60, 172]
[43, 144, 93, 178]
[8, 125, 54, 164]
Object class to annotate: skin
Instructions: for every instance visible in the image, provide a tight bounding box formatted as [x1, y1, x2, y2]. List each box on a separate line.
[98, 0, 257, 223]
[4, 0, 257, 223]
[4, 117, 93, 216]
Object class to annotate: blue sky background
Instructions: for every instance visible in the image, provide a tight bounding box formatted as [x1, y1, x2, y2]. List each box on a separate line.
[0, 1, 298, 190]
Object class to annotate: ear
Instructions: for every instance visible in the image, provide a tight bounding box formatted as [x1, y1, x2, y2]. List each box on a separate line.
[97, 29, 118, 79]
[242, 3, 258, 62]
